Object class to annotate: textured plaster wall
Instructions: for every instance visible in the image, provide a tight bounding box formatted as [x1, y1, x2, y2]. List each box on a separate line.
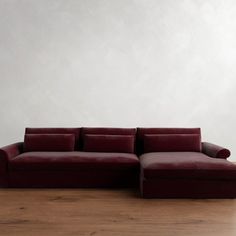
[0, 0, 236, 159]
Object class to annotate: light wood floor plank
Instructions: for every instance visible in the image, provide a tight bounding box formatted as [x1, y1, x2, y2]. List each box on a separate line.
[0, 189, 236, 236]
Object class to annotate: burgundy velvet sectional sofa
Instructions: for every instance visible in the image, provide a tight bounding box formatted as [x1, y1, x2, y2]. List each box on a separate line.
[0, 127, 235, 198]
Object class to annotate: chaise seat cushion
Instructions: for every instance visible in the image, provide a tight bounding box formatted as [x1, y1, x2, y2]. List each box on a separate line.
[9, 152, 139, 171]
[140, 152, 236, 180]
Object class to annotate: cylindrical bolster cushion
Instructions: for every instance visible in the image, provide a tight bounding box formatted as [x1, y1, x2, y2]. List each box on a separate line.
[83, 134, 135, 153]
[202, 142, 230, 159]
[143, 134, 201, 152]
[24, 134, 75, 152]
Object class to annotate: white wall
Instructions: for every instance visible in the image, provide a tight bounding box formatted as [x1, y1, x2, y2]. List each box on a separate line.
[0, 0, 236, 159]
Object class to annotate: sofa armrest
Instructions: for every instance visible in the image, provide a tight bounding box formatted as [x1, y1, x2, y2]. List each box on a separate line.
[0, 142, 23, 161]
[0, 142, 23, 187]
[201, 142, 230, 159]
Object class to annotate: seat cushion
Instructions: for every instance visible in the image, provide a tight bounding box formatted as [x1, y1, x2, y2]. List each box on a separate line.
[9, 152, 139, 171]
[140, 152, 236, 180]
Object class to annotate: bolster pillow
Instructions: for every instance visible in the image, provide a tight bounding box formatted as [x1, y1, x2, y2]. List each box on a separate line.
[202, 142, 231, 159]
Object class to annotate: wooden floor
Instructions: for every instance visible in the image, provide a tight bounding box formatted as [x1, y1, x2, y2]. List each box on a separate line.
[1, 189, 236, 236]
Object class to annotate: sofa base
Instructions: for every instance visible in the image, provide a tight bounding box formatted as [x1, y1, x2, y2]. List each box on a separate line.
[8, 170, 139, 188]
[0, 173, 8, 187]
[141, 178, 236, 198]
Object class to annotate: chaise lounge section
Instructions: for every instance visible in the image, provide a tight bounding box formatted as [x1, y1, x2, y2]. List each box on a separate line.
[138, 128, 236, 198]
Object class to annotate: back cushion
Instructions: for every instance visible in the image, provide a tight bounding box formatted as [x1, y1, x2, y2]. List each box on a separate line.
[81, 127, 136, 136]
[83, 134, 135, 153]
[143, 134, 201, 152]
[24, 134, 75, 152]
[25, 128, 80, 150]
[137, 128, 201, 154]
[81, 127, 136, 150]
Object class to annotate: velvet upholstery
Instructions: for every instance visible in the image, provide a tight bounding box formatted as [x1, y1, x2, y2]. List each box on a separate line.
[9, 170, 139, 188]
[9, 152, 139, 171]
[25, 128, 80, 150]
[140, 151, 236, 198]
[2, 127, 138, 188]
[140, 152, 236, 179]
[0, 127, 234, 197]
[24, 134, 75, 152]
[143, 134, 201, 153]
[0, 142, 23, 187]
[80, 127, 136, 150]
[202, 142, 230, 159]
[81, 127, 136, 136]
[137, 128, 201, 154]
[141, 179, 236, 198]
[83, 134, 135, 153]
[137, 127, 235, 198]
